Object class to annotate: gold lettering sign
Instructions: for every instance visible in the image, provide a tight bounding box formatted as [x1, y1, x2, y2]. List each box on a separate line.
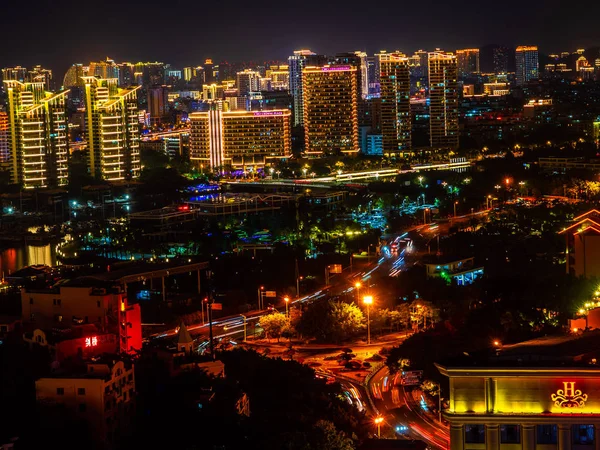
[551, 382, 588, 408]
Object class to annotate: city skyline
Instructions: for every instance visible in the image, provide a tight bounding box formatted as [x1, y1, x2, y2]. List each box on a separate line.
[3, 0, 600, 75]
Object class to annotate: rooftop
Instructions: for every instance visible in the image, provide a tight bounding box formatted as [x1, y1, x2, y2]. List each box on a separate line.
[437, 331, 600, 372]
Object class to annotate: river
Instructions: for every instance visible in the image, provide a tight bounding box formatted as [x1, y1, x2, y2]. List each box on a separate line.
[0, 244, 57, 277]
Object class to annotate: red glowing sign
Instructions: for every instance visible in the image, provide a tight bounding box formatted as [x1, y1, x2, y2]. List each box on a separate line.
[85, 336, 98, 348]
[551, 381, 588, 408]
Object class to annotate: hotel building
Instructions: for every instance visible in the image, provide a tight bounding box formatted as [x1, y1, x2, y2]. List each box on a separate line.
[189, 109, 292, 170]
[428, 51, 459, 149]
[82, 77, 141, 181]
[4, 80, 69, 189]
[438, 333, 600, 450]
[379, 53, 411, 156]
[302, 65, 359, 156]
[515, 46, 539, 86]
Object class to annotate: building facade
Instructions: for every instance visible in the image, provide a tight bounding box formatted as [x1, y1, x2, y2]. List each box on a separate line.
[288, 49, 317, 127]
[4, 80, 69, 189]
[83, 77, 141, 181]
[302, 65, 359, 156]
[379, 53, 411, 156]
[438, 361, 600, 450]
[456, 49, 480, 78]
[21, 282, 142, 355]
[147, 85, 169, 124]
[236, 69, 261, 97]
[515, 46, 539, 86]
[493, 47, 510, 74]
[428, 51, 459, 149]
[189, 109, 292, 170]
[36, 357, 135, 448]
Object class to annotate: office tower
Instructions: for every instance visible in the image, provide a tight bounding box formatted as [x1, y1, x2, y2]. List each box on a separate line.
[493, 46, 510, 73]
[456, 49, 480, 77]
[118, 63, 135, 86]
[366, 56, 379, 97]
[302, 66, 359, 155]
[236, 69, 261, 96]
[134, 62, 165, 87]
[428, 51, 459, 149]
[515, 46, 539, 86]
[189, 109, 292, 169]
[89, 58, 120, 79]
[379, 53, 411, 155]
[288, 49, 316, 127]
[353, 52, 370, 99]
[204, 59, 215, 83]
[147, 85, 169, 124]
[82, 77, 141, 180]
[334, 52, 365, 102]
[3, 81, 69, 189]
[266, 65, 289, 90]
[2, 66, 28, 83]
[63, 64, 87, 88]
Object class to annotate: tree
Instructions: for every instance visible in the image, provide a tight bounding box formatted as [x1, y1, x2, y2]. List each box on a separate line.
[259, 312, 288, 342]
[298, 301, 365, 343]
[312, 419, 356, 450]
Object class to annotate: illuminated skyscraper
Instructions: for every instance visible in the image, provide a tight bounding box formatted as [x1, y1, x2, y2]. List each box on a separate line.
[27, 66, 53, 90]
[189, 110, 291, 170]
[456, 49, 480, 77]
[515, 46, 539, 86]
[3, 81, 69, 189]
[204, 59, 215, 84]
[428, 51, 459, 149]
[0, 112, 10, 170]
[63, 64, 87, 88]
[288, 49, 316, 126]
[82, 77, 141, 180]
[302, 66, 359, 156]
[379, 53, 411, 155]
[89, 58, 120, 80]
[2, 67, 28, 83]
[147, 85, 169, 124]
[266, 65, 289, 90]
[493, 46, 510, 73]
[409, 50, 429, 78]
[118, 63, 135, 86]
[236, 69, 261, 96]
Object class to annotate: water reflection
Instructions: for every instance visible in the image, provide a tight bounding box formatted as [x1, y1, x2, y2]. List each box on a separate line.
[0, 244, 57, 276]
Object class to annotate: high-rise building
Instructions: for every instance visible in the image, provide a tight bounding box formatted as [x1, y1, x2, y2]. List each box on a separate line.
[515, 46, 539, 86]
[288, 49, 316, 127]
[204, 59, 215, 84]
[82, 77, 141, 181]
[2, 66, 28, 83]
[63, 64, 87, 88]
[118, 63, 135, 87]
[410, 50, 429, 79]
[379, 53, 411, 155]
[493, 46, 510, 73]
[353, 52, 370, 99]
[302, 65, 359, 156]
[428, 51, 459, 149]
[27, 65, 53, 90]
[4, 80, 69, 189]
[89, 58, 120, 80]
[236, 69, 261, 96]
[456, 49, 480, 77]
[189, 109, 292, 170]
[366, 56, 380, 98]
[266, 65, 289, 91]
[147, 85, 169, 124]
[0, 111, 9, 170]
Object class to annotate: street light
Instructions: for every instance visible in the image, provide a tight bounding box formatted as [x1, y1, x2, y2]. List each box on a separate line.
[418, 176, 423, 186]
[374, 416, 384, 438]
[284, 296, 290, 317]
[454, 201, 458, 218]
[363, 295, 373, 345]
[355, 281, 361, 301]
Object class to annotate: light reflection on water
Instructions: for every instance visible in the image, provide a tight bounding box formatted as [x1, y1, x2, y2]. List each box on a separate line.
[0, 244, 57, 276]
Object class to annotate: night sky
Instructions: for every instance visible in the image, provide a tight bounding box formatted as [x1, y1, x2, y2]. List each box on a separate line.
[3, 0, 600, 77]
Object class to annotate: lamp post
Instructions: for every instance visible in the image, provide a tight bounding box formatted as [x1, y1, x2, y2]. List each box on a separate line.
[284, 296, 290, 317]
[374, 416, 384, 438]
[240, 314, 247, 342]
[424, 207, 430, 225]
[257, 286, 265, 310]
[355, 281, 361, 302]
[454, 201, 458, 218]
[363, 295, 373, 345]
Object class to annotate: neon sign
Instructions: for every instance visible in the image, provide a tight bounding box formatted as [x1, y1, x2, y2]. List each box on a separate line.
[85, 336, 98, 348]
[551, 382, 588, 408]
[321, 66, 351, 72]
[253, 111, 283, 117]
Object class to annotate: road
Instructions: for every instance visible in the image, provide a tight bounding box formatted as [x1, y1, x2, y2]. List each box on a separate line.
[368, 366, 449, 448]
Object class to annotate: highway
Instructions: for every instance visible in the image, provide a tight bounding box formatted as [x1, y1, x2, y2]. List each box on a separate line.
[368, 366, 449, 448]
